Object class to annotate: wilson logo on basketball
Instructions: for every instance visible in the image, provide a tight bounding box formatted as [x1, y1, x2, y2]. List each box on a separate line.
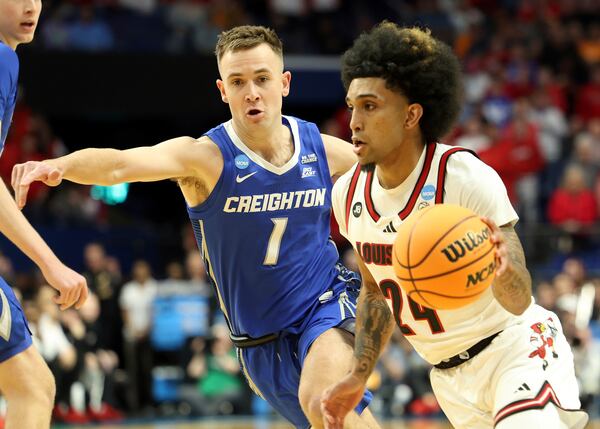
[466, 260, 496, 288]
[440, 227, 491, 263]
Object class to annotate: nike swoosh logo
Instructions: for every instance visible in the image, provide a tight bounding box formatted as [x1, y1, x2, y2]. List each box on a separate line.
[236, 171, 257, 183]
[0, 288, 12, 342]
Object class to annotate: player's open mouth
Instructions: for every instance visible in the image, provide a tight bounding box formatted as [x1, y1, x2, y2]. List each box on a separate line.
[20, 22, 35, 31]
[246, 109, 264, 119]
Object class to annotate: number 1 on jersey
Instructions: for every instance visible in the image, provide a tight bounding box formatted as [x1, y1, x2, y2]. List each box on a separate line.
[263, 218, 288, 265]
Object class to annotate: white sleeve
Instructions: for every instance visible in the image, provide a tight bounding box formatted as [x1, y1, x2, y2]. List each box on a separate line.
[443, 152, 519, 227]
[331, 168, 355, 239]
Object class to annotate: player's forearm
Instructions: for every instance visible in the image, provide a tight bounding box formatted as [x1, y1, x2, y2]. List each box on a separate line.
[46, 148, 125, 185]
[0, 178, 61, 270]
[350, 284, 395, 383]
[492, 228, 532, 315]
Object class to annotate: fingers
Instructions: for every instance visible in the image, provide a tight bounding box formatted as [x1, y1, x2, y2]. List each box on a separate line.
[75, 283, 89, 310]
[53, 280, 88, 311]
[481, 217, 509, 276]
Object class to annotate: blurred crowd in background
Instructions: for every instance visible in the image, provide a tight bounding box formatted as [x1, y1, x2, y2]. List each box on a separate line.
[0, 0, 599, 425]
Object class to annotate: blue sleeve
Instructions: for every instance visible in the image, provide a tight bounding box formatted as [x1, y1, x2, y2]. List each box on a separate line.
[0, 45, 19, 118]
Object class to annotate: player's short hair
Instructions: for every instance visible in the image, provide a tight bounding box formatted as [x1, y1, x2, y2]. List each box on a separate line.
[215, 25, 283, 62]
[341, 22, 462, 143]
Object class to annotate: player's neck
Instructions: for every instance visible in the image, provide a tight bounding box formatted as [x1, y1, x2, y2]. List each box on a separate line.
[231, 117, 293, 165]
[376, 139, 425, 189]
[0, 36, 17, 51]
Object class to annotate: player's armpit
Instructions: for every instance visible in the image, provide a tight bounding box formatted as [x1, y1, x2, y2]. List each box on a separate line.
[351, 250, 395, 383]
[491, 224, 532, 315]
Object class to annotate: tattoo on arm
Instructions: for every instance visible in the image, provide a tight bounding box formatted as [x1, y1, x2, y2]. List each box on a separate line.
[353, 281, 395, 380]
[493, 226, 532, 314]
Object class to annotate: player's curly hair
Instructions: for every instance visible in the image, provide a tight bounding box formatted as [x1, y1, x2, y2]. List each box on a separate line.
[341, 22, 462, 143]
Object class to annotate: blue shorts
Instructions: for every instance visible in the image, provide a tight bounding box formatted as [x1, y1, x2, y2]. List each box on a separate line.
[0, 276, 32, 362]
[236, 268, 373, 429]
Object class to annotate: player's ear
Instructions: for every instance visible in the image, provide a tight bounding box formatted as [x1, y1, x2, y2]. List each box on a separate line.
[216, 79, 228, 103]
[405, 103, 423, 130]
[282, 71, 291, 97]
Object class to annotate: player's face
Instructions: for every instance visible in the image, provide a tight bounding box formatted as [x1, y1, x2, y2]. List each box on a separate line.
[216, 44, 291, 130]
[0, 0, 42, 49]
[346, 77, 422, 167]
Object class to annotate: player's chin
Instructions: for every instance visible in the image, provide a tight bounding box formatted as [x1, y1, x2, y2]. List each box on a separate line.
[358, 160, 375, 172]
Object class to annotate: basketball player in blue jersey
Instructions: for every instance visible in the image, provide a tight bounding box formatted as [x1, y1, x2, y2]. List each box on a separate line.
[12, 25, 379, 429]
[321, 23, 587, 429]
[0, 1, 88, 428]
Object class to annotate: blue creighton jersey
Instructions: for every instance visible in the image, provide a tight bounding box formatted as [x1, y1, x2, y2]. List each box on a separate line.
[187, 116, 340, 338]
[0, 42, 18, 153]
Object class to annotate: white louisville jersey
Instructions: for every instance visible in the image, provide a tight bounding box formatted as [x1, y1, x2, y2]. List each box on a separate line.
[332, 143, 523, 365]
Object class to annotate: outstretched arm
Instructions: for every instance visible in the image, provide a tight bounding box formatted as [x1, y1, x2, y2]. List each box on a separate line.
[484, 218, 532, 315]
[321, 251, 394, 429]
[321, 134, 356, 178]
[12, 136, 222, 209]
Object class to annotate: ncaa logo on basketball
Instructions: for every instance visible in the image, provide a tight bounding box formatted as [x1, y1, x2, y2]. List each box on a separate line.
[352, 202, 362, 218]
[441, 227, 491, 263]
[466, 260, 496, 288]
[420, 184, 435, 200]
[235, 154, 250, 170]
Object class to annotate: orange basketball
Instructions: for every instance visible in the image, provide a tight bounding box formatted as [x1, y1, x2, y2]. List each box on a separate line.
[392, 204, 497, 310]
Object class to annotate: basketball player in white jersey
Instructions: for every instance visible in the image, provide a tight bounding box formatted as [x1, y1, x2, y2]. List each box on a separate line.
[321, 23, 588, 429]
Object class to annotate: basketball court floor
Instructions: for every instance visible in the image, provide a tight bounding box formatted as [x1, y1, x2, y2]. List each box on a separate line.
[54, 416, 600, 428]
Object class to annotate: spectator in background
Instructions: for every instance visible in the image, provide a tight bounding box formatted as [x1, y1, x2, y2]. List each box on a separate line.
[452, 113, 493, 154]
[164, 0, 217, 53]
[480, 98, 545, 222]
[35, 286, 82, 424]
[72, 292, 123, 421]
[575, 65, 600, 123]
[197, 324, 244, 415]
[83, 243, 123, 357]
[548, 164, 598, 252]
[66, 4, 115, 52]
[534, 281, 558, 313]
[119, 259, 157, 414]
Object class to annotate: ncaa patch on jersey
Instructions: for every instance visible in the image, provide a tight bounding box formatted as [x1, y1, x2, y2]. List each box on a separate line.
[421, 184, 436, 200]
[235, 154, 251, 170]
[352, 202, 362, 218]
[302, 167, 316, 178]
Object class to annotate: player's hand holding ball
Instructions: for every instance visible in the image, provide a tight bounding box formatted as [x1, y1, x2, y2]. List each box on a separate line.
[392, 204, 499, 310]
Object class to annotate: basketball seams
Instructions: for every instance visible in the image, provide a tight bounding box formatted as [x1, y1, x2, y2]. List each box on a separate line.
[406, 207, 436, 308]
[396, 212, 479, 269]
[396, 242, 495, 282]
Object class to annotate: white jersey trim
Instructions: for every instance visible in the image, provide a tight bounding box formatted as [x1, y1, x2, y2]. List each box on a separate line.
[224, 115, 301, 176]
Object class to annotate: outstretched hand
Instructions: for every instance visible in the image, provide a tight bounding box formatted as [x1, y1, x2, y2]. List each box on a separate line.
[11, 161, 63, 209]
[321, 373, 366, 429]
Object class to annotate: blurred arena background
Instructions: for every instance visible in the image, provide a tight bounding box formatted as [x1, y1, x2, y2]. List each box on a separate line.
[0, 0, 599, 427]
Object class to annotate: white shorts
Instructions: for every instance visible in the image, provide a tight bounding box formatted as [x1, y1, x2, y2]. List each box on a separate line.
[430, 304, 588, 429]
